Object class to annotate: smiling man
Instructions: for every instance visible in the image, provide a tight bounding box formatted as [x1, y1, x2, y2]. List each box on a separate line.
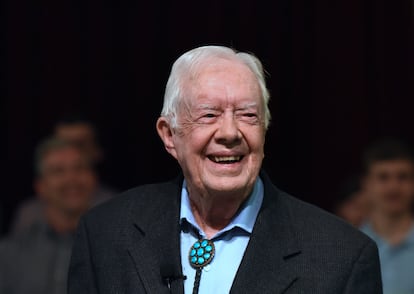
[68, 46, 382, 294]
[360, 140, 414, 294]
[0, 138, 96, 294]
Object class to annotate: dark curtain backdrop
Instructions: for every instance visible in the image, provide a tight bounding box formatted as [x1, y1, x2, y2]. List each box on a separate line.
[2, 0, 413, 233]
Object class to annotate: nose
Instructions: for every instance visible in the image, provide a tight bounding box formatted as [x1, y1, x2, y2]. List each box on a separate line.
[214, 112, 242, 146]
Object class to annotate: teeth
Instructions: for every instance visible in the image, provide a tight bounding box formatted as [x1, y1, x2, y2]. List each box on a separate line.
[213, 156, 241, 163]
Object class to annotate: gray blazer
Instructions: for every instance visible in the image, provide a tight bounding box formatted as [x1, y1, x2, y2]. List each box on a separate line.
[68, 172, 382, 293]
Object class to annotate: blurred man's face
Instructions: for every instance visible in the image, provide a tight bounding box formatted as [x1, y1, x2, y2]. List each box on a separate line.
[364, 159, 414, 217]
[35, 147, 96, 216]
[158, 59, 266, 199]
[55, 123, 101, 163]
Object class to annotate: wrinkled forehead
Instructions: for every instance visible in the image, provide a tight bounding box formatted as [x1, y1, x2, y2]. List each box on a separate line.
[180, 58, 262, 108]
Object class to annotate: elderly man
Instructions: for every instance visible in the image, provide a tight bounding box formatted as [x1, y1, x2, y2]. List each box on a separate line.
[68, 46, 382, 293]
[0, 138, 96, 294]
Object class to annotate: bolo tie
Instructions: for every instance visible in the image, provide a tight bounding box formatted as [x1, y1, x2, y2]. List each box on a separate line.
[188, 238, 215, 294]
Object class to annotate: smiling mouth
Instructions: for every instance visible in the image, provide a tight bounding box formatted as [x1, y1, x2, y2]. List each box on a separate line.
[208, 155, 244, 164]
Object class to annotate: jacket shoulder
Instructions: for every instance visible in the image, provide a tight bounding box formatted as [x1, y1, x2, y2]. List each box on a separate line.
[280, 190, 374, 249]
[82, 179, 182, 229]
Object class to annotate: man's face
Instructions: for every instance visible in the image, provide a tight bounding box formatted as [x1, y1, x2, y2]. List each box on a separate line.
[36, 147, 97, 216]
[159, 59, 266, 198]
[364, 159, 414, 216]
[55, 123, 101, 163]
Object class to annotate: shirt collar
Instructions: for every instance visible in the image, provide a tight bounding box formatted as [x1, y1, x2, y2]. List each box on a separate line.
[180, 177, 264, 239]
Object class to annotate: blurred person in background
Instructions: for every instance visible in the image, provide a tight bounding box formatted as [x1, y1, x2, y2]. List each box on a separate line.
[360, 139, 414, 294]
[54, 115, 115, 201]
[0, 138, 96, 294]
[55, 115, 103, 165]
[334, 175, 371, 227]
[11, 116, 115, 234]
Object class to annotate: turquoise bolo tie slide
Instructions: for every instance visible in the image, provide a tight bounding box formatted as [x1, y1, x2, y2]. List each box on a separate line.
[189, 239, 215, 268]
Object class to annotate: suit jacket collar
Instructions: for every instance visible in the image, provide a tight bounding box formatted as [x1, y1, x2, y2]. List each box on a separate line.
[125, 172, 301, 294]
[126, 176, 184, 294]
[230, 171, 301, 293]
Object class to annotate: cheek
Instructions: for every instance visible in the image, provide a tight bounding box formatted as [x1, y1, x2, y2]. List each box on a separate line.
[39, 180, 60, 200]
[45, 176, 64, 189]
[175, 127, 215, 155]
[172, 135, 204, 172]
[401, 182, 414, 196]
[364, 181, 379, 197]
[245, 130, 265, 154]
[371, 179, 386, 191]
[80, 172, 95, 188]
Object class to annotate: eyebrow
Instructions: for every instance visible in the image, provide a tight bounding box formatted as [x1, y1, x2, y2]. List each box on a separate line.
[195, 102, 259, 110]
[196, 104, 220, 110]
[236, 102, 259, 110]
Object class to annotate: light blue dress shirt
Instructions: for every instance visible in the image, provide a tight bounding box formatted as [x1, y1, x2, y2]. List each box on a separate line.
[180, 177, 264, 294]
[361, 222, 414, 294]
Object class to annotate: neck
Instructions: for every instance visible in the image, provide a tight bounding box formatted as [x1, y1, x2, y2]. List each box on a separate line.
[187, 187, 251, 239]
[370, 210, 414, 245]
[44, 206, 82, 234]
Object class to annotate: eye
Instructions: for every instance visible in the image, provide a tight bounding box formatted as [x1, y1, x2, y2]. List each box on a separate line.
[197, 112, 219, 124]
[237, 111, 260, 125]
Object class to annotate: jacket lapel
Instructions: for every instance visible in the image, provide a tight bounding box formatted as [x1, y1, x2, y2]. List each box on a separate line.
[230, 172, 302, 294]
[126, 179, 185, 294]
[122, 173, 301, 294]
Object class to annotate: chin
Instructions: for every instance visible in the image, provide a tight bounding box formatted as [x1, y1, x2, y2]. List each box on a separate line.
[63, 205, 89, 216]
[203, 174, 255, 195]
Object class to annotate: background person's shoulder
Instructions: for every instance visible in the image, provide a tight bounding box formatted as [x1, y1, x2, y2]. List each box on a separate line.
[281, 191, 374, 250]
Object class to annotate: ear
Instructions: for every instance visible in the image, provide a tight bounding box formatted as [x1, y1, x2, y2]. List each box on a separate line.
[360, 175, 375, 202]
[360, 175, 369, 192]
[156, 117, 178, 159]
[34, 178, 47, 201]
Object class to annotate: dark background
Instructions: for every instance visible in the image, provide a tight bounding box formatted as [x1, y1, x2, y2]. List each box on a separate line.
[2, 0, 414, 234]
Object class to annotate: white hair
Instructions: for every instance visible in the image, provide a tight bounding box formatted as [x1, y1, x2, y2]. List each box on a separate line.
[161, 45, 271, 129]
